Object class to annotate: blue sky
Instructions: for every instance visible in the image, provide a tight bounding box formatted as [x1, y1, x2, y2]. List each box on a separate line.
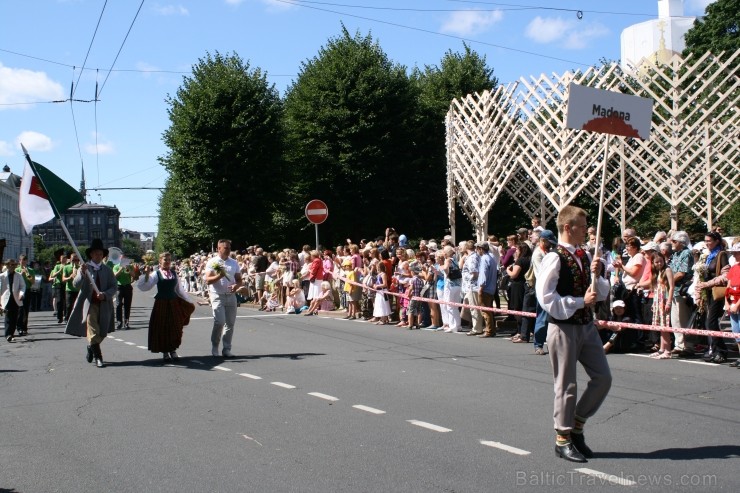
[0, 0, 713, 235]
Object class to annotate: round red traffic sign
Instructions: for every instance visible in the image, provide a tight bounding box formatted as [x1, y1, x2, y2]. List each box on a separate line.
[305, 199, 328, 225]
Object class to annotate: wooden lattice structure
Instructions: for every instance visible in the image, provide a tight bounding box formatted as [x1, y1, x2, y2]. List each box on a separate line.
[446, 51, 740, 240]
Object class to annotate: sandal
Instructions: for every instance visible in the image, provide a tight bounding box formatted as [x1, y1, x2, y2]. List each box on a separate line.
[657, 351, 673, 359]
[649, 350, 664, 358]
[511, 338, 528, 343]
[374, 321, 387, 325]
[510, 334, 523, 342]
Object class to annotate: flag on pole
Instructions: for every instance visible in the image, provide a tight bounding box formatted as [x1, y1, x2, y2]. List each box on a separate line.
[19, 158, 85, 235]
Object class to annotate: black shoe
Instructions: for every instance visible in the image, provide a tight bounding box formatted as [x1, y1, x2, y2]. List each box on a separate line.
[92, 344, 105, 367]
[95, 358, 105, 368]
[6, 335, 13, 342]
[163, 352, 172, 362]
[117, 322, 123, 330]
[570, 433, 594, 458]
[712, 353, 727, 364]
[554, 443, 587, 463]
[86, 345, 94, 363]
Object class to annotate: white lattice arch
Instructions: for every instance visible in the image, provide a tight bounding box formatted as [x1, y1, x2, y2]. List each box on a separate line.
[446, 51, 740, 241]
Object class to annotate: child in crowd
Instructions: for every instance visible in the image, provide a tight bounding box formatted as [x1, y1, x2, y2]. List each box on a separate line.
[342, 259, 362, 320]
[285, 279, 306, 314]
[405, 263, 425, 330]
[601, 300, 633, 354]
[305, 281, 334, 316]
[263, 282, 280, 312]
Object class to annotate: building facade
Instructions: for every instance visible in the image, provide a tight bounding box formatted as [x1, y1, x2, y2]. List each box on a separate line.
[0, 165, 34, 260]
[33, 202, 122, 250]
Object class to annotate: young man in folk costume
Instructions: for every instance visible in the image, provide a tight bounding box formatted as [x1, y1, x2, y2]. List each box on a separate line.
[535, 205, 611, 463]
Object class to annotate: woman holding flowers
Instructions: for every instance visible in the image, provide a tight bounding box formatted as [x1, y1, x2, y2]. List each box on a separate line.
[138, 252, 195, 362]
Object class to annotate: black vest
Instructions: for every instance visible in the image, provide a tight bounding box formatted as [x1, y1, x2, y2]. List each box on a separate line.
[547, 247, 592, 325]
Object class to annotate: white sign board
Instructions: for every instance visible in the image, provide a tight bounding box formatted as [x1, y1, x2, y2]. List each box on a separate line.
[565, 83, 653, 140]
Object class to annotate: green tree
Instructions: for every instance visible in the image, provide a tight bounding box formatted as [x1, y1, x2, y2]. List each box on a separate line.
[683, 0, 740, 58]
[157, 176, 202, 257]
[121, 237, 143, 262]
[159, 51, 284, 250]
[283, 27, 418, 245]
[412, 44, 499, 236]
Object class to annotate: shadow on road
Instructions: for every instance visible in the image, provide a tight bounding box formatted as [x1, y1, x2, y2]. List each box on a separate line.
[597, 445, 740, 460]
[101, 353, 325, 370]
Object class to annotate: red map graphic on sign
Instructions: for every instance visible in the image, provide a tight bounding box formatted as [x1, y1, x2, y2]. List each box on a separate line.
[582, 116, 640, 138]
[29, 176, 49, 199]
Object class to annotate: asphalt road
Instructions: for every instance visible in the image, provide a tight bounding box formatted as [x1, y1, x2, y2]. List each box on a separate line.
[1, 291, 738, 493]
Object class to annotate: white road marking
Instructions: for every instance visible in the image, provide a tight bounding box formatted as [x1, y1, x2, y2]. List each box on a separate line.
[308, 392, 339, 402]
[213, 366, 232, 372]
[137, 345, 147, 349]
[271, 382, 296, 389]
[242, 434, 263, 446]
[573, 468, 637, 486]
[238, 373, 262, 380]
[352, 405, 386, 415]
[480, 440, 530, 455]
[107, 335, 115, 338]
[125, 342, 135, 346]
[192, 360, 204, 365]
[407, 420, 452, 433]
[678, 360, 720, 367]
[114, 338, 124, 342]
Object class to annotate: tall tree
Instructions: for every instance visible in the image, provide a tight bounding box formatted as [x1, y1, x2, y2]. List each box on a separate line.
[683, 0, 740, 58]
[412, 44, 499, 236]
[159, 52, 284, 249]
[283, 27, 418, 245]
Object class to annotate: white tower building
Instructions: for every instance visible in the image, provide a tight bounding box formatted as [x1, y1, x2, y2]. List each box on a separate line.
[620, 0, 697, 68]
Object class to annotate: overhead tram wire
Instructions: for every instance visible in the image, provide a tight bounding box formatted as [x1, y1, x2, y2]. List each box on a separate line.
[270, 0, 591, 67]
[98, 0, 146, 98]
[442, 0, 654, 17]
[73, 0, 108, 99]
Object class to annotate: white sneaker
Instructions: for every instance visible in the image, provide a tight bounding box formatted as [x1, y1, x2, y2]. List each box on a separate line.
[211, 346, 219, 357]
[222, 349, 234, 358]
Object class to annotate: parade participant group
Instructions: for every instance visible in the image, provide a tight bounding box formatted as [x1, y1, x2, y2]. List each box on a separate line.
[3, 219, 739, 463]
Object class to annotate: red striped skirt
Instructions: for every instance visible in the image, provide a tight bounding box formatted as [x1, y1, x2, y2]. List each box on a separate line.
[148, 297, 195, 353]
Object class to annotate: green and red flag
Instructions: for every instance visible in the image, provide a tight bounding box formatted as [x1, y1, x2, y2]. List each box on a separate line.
[19, 145, 84, 235]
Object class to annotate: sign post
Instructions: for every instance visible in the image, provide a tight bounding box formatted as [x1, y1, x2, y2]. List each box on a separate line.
[565, 83, 653, 289]
[305, 199, 328, 251]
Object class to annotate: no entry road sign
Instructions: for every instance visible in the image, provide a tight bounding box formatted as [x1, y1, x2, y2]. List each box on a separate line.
[305, 199, 328, 225]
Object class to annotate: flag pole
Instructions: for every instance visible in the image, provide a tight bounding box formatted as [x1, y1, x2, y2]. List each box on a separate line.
[20, 144, 100, 294]
[591, 134, 609, 290]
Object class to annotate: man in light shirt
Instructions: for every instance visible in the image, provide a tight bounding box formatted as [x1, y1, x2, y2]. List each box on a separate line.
[205, 239, 242, 358]
[535, 205, 611, 463]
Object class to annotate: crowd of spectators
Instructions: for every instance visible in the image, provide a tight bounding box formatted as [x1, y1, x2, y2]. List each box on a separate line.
[171, 221, 740, 367]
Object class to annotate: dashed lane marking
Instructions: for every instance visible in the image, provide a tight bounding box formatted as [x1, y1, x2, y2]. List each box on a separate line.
[192, 360, 204, 365]
[213, 366, 232, 372]
[407, 420, 452, 433]
[308, 392, 339, 402]
[480, 440, 530, 455]
[125, 342, 135, 346]
[573, 468, 637, 486]
[137, 345, 147, 349]
[114, 338, 124, 342]
[238, 373, 262, 380]
[352, 405, 386, 415]
[271, 382, 296, 389]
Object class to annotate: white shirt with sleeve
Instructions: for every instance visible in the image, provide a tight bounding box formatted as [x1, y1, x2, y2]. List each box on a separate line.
[205, 257, 240, 295]
[535, 242, 610, 321]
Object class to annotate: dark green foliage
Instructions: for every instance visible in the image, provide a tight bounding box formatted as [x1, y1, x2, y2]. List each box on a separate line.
[684, 0, 740, 58]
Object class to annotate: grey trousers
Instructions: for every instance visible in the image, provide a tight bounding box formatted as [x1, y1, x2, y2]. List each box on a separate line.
[547, 321, 612, 432]
[210, 292, 237, 351]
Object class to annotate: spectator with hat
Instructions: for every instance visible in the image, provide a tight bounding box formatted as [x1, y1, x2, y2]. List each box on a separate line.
[668, 231, 694, 355]
[723, 243, 740, 367]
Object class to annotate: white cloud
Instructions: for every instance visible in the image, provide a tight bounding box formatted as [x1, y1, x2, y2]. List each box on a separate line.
[563, 23, 610, 50]
[0, 63, 64, 110]
[15, 131, 54, 152]
[84, 132, 115, 155]
[441, 10, 504, 36]
[0, 141, 13, 157]
[153, 4, 189, 15]
[136, 61, 161, 78]
[525, 16, 574, 44]
[525, 16, 609, 49]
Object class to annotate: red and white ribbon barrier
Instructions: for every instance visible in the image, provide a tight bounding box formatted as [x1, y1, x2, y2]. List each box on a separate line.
[336, 274, 737, 340]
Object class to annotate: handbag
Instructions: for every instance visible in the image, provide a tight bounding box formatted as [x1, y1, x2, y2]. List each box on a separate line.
[710, 252, 727, 301]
